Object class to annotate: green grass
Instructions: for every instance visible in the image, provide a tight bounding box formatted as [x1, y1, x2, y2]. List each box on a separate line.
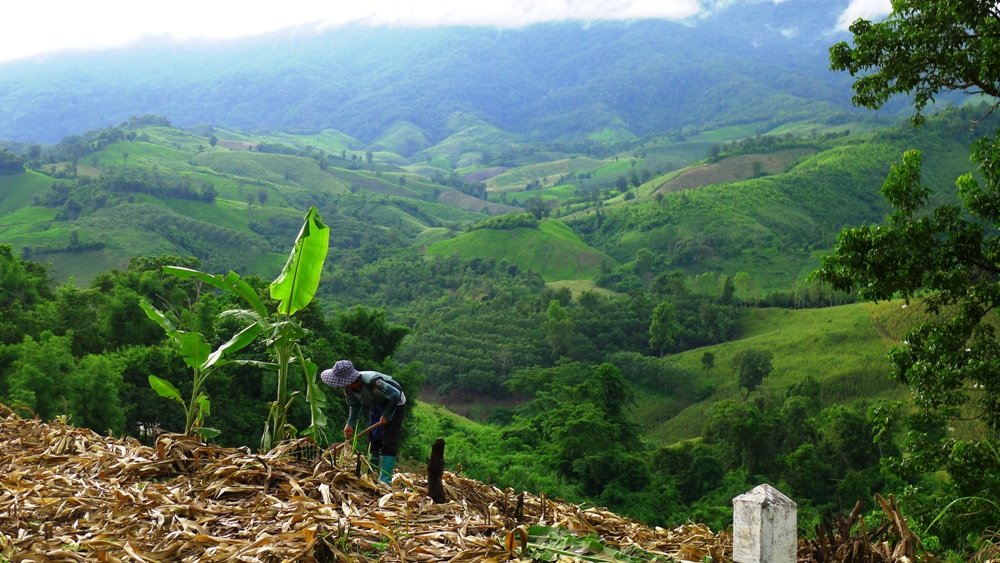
[691, 122, 771, 142]
[418, 124, 519, 166]
[499, 184, 579, 204]
[486, 157, 604, 192]
[0, 206, 61, 241]
[191, 151, 345, 195]
[35, 249, 130, 284]
[586, 126, 639, 143]
[372, 121, 430, 156]
[96, 141, 191, 170]
[425, 218, 617, 281]
[138, 126, 218, 152]
[637, 303, 904, 445]
[545, 279, 616, 296]
[259, 129, 365, 155]
[0, 170, 52, 214]
[413, 227, 453, 248]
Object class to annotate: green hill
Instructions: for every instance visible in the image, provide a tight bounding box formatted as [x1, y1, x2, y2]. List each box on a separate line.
[0, 124, 506, 284]
[638, 302, 904, 445]
[425, 218, 616, 282]
[566, 111, 991, 293]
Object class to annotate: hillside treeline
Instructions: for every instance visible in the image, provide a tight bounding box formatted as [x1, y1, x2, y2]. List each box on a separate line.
[0, 247, 419, 449]
[0, 244, 905, 537]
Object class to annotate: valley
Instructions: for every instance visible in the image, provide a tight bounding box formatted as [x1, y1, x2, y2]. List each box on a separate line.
[2, 4, 999, 557]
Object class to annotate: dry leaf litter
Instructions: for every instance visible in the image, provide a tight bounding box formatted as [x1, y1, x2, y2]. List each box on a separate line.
[0, 405, 938, 562]
[0, 405, 729, 562]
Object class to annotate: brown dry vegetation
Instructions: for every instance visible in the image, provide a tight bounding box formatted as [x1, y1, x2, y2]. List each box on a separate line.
[656, 149, 817, 194]
[0, 405, 727, 562]
[0, 405, 942, 562]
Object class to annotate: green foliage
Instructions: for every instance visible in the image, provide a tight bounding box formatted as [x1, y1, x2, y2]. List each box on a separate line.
[426, 218, 616, 282]
[467, 212, 539, 231]
[830, 0, 999, 125]
[730, 348, 773, 399]
[814, 3, 1000, 553]
[648, 301, 679, 356]
[336, 307, 409, 364]
[158, 207, 331, 449]
[140, 297, 259, 438]
[505, 362, 644, 497]
[3, 331, 126, 433]
[521, 525, 666, 562]
[0, 149, 24, 175]
[0, 245, 53, 345]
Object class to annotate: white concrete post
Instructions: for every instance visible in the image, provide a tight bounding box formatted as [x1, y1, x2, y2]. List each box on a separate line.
[732, 483, 797, 563]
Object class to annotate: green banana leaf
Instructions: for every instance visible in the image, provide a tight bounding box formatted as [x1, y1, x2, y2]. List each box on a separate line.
[148, 375, 182, 403]
[204, 322, 263, 370]
[270, 206, 329, 317]
[163, 266, 268, 317]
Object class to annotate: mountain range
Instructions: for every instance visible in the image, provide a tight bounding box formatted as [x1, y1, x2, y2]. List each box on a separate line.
[0, 1, 894, 146]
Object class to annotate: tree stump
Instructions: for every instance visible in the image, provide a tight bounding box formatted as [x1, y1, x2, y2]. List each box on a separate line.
[428, 438, 446, 503]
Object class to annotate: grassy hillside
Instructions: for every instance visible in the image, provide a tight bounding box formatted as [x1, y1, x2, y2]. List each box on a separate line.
[566, 112, 990, 293]
[638, 302, 905, 445]
[0, 170, 51, 214]
[656, 148, 817, 193]
[0, 124, 507, 284]
[425, 218, 617, 282]
[485, 157, 606, 193]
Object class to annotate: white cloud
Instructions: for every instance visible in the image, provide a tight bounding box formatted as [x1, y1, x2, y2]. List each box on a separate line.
[0, 0, 704, 63]
[835, 0, 892, 31]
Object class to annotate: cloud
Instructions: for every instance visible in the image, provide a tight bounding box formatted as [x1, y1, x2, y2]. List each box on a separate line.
[835, 0, 892, 31]
[0, 0, 705, 63]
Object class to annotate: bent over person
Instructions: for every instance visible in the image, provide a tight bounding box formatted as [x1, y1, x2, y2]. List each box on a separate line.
[320, 359, 406, 484]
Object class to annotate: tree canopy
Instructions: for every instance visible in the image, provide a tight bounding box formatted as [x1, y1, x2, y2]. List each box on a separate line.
[816, 0, 1000, 545]
[829, 0, 1000, 125]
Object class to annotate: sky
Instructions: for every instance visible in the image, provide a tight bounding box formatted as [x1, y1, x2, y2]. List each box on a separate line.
[0, 0, 891, 64]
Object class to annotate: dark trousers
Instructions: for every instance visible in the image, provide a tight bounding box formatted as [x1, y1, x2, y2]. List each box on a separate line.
[369, 404, 405, 457]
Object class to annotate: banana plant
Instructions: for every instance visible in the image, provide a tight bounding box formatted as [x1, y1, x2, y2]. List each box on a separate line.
[154, 206, 331, 450]
[264, 205, 330, 449]
[140, 298, 262, 439]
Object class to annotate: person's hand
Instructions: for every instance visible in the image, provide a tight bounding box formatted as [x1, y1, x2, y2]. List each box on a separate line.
[344, 425, 354, 440]
[379, 415, 388, 426]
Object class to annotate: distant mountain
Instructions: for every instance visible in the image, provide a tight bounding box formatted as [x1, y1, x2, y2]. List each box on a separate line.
[0, 4, 874, 145]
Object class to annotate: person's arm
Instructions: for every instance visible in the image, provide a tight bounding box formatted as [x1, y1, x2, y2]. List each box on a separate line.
[373, 379, 403, 421]
[345, 391, 362, 429]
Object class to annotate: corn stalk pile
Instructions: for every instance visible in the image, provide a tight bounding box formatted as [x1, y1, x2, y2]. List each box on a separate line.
[0, 406, 729, 562]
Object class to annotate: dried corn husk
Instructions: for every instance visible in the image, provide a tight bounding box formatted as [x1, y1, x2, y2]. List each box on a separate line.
[0, 405, 729, 561]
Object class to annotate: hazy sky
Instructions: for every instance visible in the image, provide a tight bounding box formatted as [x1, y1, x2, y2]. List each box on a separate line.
[1, 0, 890, 63]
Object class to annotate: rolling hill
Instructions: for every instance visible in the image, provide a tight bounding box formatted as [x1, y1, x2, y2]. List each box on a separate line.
[425, 218, 617, 282]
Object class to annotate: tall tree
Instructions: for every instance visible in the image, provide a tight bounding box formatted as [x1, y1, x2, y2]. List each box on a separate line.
[544, 299, 574, 360]
[817, 0, 1000, 545]
[648, 301, 679, 356]
[730, 348, 772, 400]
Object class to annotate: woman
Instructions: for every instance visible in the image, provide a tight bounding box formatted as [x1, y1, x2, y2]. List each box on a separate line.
[320, 359, 406, 484]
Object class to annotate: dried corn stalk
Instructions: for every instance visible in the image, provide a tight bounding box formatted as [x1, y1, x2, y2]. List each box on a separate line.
[0, 406, 729, 562]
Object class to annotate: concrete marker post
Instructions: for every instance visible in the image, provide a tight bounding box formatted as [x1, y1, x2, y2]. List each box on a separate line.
[732, 483, 797, 563]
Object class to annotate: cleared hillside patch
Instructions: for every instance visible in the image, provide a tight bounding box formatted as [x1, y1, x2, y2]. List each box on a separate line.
[425, 218, 616, 281]
[656, 148, 817, 193]
[636, 303, 902, 445]
[0, 170, 51, 214]
[485, 157, 605, 192]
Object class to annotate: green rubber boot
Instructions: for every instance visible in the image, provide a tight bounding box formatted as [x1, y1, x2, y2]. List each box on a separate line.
[379, 455, 396, 484]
